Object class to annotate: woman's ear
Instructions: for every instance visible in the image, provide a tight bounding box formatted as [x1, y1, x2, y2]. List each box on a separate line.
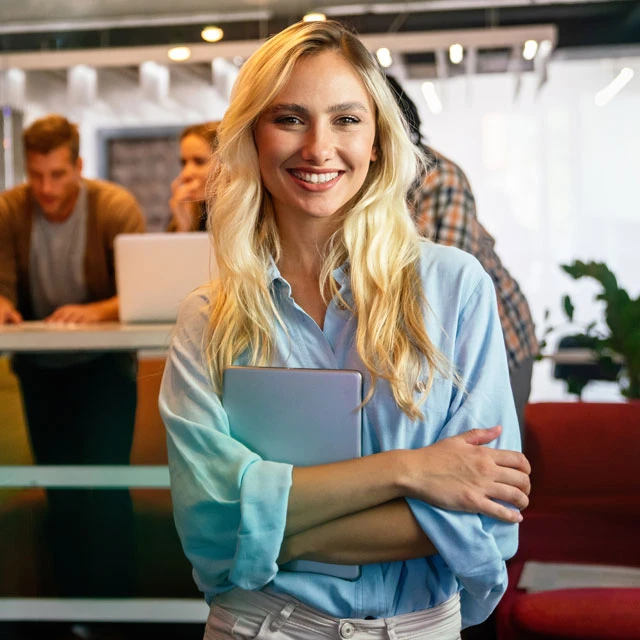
[370, 146, 378, 162]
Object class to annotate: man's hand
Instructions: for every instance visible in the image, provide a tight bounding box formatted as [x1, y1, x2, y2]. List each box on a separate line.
[0, 296, 22, 324]
[46, 297, 119, 324]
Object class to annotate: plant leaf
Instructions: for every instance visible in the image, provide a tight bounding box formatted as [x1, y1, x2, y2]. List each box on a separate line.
[562, 295, 575, 322]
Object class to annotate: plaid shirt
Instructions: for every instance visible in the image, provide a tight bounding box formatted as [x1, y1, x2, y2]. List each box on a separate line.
[409, 146, 538, 371]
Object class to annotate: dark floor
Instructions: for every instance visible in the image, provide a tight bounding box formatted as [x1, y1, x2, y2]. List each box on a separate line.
[0, 622, 204, 640]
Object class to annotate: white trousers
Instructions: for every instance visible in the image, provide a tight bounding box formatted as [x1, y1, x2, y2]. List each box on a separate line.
[205, 588, 461, 640]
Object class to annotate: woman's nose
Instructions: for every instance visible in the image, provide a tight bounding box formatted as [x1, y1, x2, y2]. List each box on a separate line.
[181, 164, 197, 181]
[300, 125, 334, 164]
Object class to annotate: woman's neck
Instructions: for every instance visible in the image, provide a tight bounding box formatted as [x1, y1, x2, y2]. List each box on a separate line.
[276, 221, 336, 329]
[276, 217, 336, 281]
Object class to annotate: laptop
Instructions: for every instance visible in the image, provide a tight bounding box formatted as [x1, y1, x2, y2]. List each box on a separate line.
[114, 232, 216, 323]
[223, 365, 363, 580]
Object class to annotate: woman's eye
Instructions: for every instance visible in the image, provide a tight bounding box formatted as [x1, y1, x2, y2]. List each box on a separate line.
[336, 115, 361, 125]
[275, 115, 303, 126]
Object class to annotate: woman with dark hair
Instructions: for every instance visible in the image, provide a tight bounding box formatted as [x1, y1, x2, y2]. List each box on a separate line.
[168, 121, 219, 232]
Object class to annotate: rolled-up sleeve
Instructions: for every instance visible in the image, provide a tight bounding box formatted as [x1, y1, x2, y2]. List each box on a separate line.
[159, 289, 293, 594]
[408, 269, 521, 628]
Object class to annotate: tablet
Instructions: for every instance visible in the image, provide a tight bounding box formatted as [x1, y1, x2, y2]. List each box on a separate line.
[223, 365, 363, 580]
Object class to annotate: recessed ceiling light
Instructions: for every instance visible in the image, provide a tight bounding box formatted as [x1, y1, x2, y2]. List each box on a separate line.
[168, 46, 191, 62]
[449, 43, 464, 65]
[376, 47, 393, 68]
[303, 13, 326, 22]
[201, 26, 224, 43]
[522, 40, 538, 61]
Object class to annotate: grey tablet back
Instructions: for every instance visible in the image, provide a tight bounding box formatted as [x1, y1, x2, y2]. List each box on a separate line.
[222, 365, 363, 580]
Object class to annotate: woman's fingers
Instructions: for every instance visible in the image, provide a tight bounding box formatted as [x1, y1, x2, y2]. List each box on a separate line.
[487, 480, 530, 511]
[493, 466, 531, 497]
[489, 448, 531, 475]
[475, 498, 523, 524]
[461, 425, 502, 446]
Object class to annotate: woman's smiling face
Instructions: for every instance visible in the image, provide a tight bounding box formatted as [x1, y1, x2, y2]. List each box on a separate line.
[253, 50, 378, 229]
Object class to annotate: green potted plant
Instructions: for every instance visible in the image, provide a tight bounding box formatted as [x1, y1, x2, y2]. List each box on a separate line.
[541, 260, 640, 400]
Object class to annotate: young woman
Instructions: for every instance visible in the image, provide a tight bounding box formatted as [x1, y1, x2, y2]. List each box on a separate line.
[167, 121, 219, 232]
[160, 20, 530, 639]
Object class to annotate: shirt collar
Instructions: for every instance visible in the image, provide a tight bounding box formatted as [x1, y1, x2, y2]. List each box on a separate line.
[267, 256, 351, 290]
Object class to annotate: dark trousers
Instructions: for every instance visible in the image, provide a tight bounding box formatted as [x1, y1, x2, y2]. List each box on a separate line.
[13, 352, 137, 597]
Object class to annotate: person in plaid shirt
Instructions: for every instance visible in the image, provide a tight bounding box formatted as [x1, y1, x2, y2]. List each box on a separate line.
[386, 76, 539, 435]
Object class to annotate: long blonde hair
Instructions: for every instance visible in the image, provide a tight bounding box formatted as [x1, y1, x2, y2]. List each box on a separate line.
[207, 20, 451, 419]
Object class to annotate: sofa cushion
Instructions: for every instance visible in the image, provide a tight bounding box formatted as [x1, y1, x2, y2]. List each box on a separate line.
[511, 588, 640, 640]
[525, 402, 640, 516]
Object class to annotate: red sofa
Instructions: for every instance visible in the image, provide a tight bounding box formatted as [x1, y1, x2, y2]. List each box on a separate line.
[496, 402, 640, 640]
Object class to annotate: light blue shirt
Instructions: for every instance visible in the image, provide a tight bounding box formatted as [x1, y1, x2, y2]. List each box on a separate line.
[159, 241, 521, 628]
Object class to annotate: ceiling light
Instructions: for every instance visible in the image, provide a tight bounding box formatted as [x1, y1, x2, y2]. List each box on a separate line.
[376, 47, 393, 68]
[303, 13, 326, 22]
[449, 43, 463, 65]
[201, 26, 224, 43]
[522, 40, 538, 61]
[421, 81, 442, 115]
[168, 46, 191, 62]
[595, 67, 634, 107]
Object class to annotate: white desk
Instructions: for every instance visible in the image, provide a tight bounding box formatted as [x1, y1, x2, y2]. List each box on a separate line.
[0, 323, 604, 362]
[0, 321, 174, 353]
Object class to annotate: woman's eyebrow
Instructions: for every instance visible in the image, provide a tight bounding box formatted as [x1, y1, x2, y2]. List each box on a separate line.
[267, 101, 370, 116]
[328, 101, 370, 114]
[268, 103, 309, 116]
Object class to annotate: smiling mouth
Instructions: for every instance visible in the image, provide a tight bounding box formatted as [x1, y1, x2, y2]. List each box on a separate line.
[289, 170, 341, 184]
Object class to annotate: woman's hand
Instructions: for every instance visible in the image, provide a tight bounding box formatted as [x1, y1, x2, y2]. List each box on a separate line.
[400, 425, 530, 523]
[169, 175, 200, 232]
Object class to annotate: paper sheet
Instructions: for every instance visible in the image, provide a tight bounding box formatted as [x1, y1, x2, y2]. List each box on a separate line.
[518, 561, 640, 592]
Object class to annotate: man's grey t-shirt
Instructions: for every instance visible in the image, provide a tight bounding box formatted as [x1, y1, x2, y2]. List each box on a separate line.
[29, 182, 89, 319]
[27, 182, 97, 368]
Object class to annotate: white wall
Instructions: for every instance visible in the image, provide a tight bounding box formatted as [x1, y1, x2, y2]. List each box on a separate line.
[17, 52, 640, 402]
[401, 54, 640, 402]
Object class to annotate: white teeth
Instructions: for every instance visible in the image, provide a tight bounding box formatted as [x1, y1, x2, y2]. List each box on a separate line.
[292, 171, 339, 184]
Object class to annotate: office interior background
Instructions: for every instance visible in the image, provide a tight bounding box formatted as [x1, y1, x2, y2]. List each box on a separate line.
[3, 0, 638, 402]
[0, 1, 639, 638]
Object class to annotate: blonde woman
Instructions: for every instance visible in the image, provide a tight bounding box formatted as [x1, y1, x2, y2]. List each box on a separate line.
[168, 121, 219, 232]
[160, 20, 530, 639]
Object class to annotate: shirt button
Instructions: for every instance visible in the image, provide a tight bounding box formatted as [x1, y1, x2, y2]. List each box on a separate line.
[336, 300, 348, 311]
[340, 622, 355, 638]
[415, 379, 427, 393]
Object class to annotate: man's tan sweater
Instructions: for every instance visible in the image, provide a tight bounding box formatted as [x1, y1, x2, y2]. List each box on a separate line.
[0, 178, 144, 319]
